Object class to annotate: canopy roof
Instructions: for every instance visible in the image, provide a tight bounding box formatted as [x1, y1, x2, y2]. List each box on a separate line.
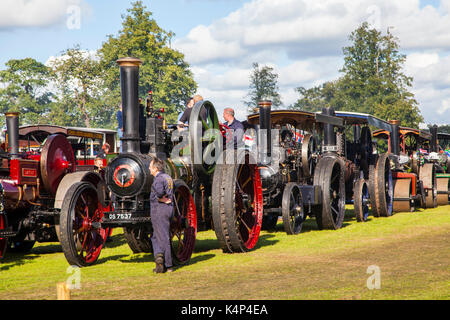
[333, 111, 393, 131]
[247, 109, 343, 131]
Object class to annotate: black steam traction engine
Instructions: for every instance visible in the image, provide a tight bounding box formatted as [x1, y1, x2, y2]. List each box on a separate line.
[0, 115, 110, 261]
[245, 103, 352, 234]
[59, 57, 264, 266]
[333, 111, 395, 222]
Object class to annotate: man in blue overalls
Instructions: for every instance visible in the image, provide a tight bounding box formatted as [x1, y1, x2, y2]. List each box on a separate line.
[149, 158, 174, 273]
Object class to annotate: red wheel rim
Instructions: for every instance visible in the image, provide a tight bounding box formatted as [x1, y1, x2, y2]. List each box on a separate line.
[171, 184, 197, 264]
[236, 162, 263, 250]
[72, 190, 110, 264]
[0, 214, 7, 259]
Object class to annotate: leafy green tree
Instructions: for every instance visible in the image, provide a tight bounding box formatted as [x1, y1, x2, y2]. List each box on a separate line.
[244, 62, 282, 113]
[49, 46, 109, 128]
[291, 22, 423, 128]
[98, 1, 197, 123]
[0, 58, 53, 126]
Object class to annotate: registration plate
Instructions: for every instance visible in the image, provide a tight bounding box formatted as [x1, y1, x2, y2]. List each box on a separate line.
[107, 213, 132, 220]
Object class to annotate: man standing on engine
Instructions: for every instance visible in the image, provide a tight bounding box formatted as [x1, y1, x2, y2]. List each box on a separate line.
[223, 107, 244, 149]
[149, 158, 174, 273]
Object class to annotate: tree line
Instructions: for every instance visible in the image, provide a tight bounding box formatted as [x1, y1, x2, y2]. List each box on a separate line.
[0, 1, 196, 129]
[0, 2, 434, 131]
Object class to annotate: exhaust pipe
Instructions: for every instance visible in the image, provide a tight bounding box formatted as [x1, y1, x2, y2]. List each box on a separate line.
[258, 100, 272, 164]
[430, 124, 438, 153]
[389, 120, 400, 156]
[322, 107, 336, 150]
[5, 112, 20, 159]
[116, 57, 143, 154]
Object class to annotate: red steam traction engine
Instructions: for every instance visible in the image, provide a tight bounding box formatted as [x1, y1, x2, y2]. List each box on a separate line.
[0, 113, 110, 264]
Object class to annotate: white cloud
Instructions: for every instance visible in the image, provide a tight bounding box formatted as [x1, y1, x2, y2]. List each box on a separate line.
[0, 0, 88, 29]
[175, 0, 450, 124]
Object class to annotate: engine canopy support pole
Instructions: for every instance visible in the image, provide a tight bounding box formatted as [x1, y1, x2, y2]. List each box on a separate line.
[389, 120, 401, 156]
[5, 112, 20, 159]
[430, 124, 438, 153]
[322, 107, 336, 149]
[258, 100, 272, 165]
[353, 124, 361, 143]
[117, 57, 143, 154]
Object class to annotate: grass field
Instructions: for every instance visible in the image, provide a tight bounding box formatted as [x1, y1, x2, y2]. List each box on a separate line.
[0, 205, 449, 300]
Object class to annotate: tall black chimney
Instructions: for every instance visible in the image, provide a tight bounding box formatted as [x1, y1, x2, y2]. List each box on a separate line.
[389, 120, 400, 156]
[5, 112, 20, 159]
[430, 124, 438, 153]
[322, 107, 336, 149]
[258, 100, 272, 165]
[117, 57, 143, 154]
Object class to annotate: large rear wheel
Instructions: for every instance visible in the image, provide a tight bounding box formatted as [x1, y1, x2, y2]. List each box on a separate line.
[314, 156, 345, 230]
[171, 180, 197, 265]
[60, 182, 110, 267]
[212, 152, 263, 252]
[369, 153, 393, 217]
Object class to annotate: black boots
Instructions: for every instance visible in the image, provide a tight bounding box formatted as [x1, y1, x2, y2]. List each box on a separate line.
[153, 254, 164, 273]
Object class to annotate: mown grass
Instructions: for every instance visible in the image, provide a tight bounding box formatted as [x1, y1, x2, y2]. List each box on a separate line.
[0, 205, 449, 300]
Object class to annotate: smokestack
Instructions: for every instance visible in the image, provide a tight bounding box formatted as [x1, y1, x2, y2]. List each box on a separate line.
[258, 100, 272, 165]
[5, 112, 20, 159]
[430, 124, 438, 153]
[389, 120, 400, 156]
[322, 107, 336, 149]
[116, 57, 143, 154]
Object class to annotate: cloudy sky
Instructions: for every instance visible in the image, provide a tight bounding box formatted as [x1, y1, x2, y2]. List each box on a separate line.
[0, 0, 449, 125]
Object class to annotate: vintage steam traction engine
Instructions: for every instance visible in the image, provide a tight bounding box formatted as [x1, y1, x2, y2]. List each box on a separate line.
[59, 57, 264, 266]
[435, 131, 450, 205]
[333, 111, 395, 222]
[0, 113, 110, 262]
[244, 102, 350, 235]
[372, 122, 440, 212]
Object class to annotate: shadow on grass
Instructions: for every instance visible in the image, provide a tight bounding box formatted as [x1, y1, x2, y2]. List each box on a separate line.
[263, 209, 358, 235]
[103, 233, 126, 249]
[253, 234, 279, 250]
[0, 242, 65, 271]
[0, 254, 41, 271]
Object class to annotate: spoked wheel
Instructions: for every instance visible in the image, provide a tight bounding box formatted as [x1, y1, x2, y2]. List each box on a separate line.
[436, 177, 450, 205]
[0, 214, 7, 259]
[212, 152, 263, 253]
[314, 156, 345, 230]
[282, 183, 305, 234]
[123, 227, 152, 253]
[354, 179, 370, 222]
[419, 163, 437, 208]
[369, 153, 394, 217]
[60, 182, 110, 267]
[189, 100, 221, 178]
[393, 178, 414, 212]
[301, 134, 317, 178]
[170, 180, 197, 266]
